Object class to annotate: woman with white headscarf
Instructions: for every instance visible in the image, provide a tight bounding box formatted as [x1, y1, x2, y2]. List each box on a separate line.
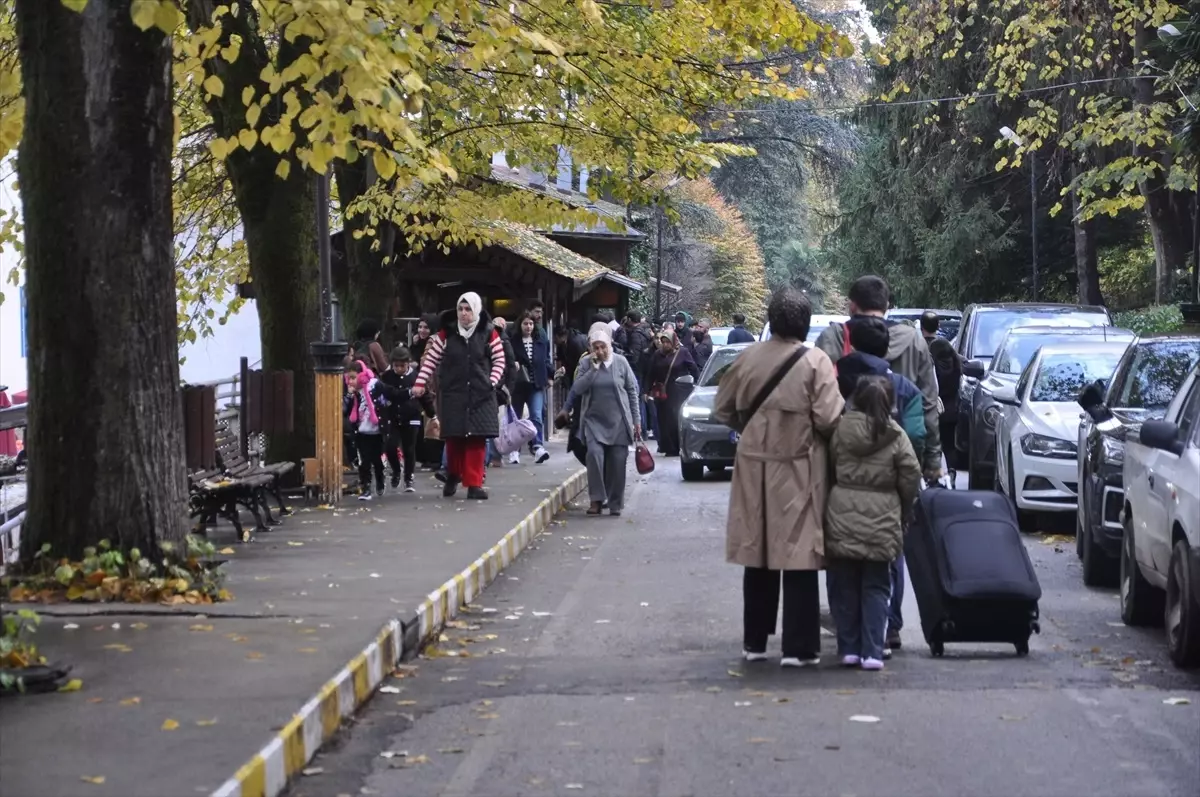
[571, 324, 641, 515]
[413, 292, 507, 499]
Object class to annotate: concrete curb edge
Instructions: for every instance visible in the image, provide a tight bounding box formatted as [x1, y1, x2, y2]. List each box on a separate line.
[210, 468, 588, 797]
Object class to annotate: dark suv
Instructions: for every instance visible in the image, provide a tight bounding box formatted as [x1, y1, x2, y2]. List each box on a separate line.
[953, 303, 1113, 474]
[1075, 335, 1200, 586]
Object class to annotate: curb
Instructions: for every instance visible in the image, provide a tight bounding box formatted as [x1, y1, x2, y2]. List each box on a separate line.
[210, 469, 588, 797]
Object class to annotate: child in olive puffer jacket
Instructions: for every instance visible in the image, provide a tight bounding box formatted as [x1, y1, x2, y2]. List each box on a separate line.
[824, 375, 922, 671]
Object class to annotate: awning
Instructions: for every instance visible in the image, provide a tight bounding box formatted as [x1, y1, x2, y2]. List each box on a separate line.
[649, 277, 682, 295]
[489, 223, 643, 300]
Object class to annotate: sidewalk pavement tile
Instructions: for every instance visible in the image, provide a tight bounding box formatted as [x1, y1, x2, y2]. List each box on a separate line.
[0, 443, 585, 797]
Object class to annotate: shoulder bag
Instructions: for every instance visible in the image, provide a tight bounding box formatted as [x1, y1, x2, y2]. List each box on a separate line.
[732, 344, 812, 431]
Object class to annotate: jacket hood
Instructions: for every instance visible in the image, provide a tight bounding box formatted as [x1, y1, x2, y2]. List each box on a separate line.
[837, 351, 891, 398]
[838, 410, 902, 457]
[883, 320, 922, 362]
[439, 307, 493, 335]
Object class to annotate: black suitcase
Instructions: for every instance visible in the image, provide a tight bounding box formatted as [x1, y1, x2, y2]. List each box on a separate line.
[904, 487, 1042, 657]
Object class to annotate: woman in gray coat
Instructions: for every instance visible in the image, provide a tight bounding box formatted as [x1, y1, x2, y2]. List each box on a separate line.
[572, 324, 642, 516]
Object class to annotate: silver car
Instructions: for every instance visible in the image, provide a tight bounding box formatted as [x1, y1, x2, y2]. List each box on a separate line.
[678, 343, 752, 481]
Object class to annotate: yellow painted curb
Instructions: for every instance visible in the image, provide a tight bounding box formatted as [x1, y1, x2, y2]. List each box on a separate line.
[210, 468, 587, 797]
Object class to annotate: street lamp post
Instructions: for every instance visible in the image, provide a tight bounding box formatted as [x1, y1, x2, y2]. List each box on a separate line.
[309, 169, 346, 504]
[1000, 126, 1038, 301]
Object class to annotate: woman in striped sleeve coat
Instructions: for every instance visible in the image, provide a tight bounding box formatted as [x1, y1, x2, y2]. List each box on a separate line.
[411, 292, 507, 499]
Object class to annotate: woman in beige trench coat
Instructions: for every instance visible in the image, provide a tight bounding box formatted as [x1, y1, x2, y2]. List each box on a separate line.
[714, 288, 844, 667]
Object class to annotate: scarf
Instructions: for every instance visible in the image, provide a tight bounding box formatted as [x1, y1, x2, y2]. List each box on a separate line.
[457, 291, 483, 339]
[588, 323, 614, 367]
[349, 372, 379, 426]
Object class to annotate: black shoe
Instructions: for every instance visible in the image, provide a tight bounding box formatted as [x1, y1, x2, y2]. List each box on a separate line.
[886, 629, 902, 650]
[442, 477, 460, 498]
[377, 482, 386, 495]
[404, 478, 415, 493]
[434, 469, 448, 484]
[391, 474, 401, 489]
[467, 486, 488, 500]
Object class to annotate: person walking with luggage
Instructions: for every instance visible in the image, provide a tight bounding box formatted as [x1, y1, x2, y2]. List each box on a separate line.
[411, 292, 507, 500]
[714, 288, 844, 667]
[511, 311, 553, 464]
[379, 346, 437, 492]
[920, 310, 962, 484]
[571, 325, 641, 516]
[825, 375, 922, 670]
[644, 327, 698, 457]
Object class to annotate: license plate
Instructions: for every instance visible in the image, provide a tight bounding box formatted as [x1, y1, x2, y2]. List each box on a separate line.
[729, 430, 740, 444]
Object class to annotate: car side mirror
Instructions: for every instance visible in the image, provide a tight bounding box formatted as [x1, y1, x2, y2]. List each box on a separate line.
[675, 375, 695, 385]
[993, 385, 1019, 406]
[962, 360, 986, 379]
[1077, 381, 1113, 423]
[1139, 420, 1184, 456]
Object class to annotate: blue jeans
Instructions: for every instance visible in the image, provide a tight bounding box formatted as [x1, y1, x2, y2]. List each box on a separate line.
[514, 388, 546, 450]
[889, 554, 905, 634]
[827, 558, 892, 661]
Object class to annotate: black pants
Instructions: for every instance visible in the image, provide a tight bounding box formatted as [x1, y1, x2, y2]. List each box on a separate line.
[656, 398, 681, 455]
[386, 423, 420, 482]
[743, 567, 821, 658]
[356, 432, 385, 492]
[939, 419, 958, 470]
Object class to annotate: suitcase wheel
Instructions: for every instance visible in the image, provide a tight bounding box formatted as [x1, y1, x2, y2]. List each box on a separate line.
[930, 641, 945, 658]
[1015, 639, 1030, 657]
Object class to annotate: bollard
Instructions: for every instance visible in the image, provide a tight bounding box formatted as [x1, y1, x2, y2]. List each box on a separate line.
[310, 341, 347, 504]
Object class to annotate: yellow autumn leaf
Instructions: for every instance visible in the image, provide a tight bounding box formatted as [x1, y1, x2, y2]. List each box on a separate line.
[119, 696, 141, 706]
[80, 776, 106, 785]
[58, 678, 84, 692]
[189, 624, 214, 632]
[153, 0, 183, 33]
[161, 718, 180, 731]
[202, 75, 225, 98]
[129, 0, 158, 31]
[373, 150, 396, 180]
[246, 104, 262, 128]
[218, 547, 235, 555]
[209, 138, 231, 161]
[61, 0, 89, 11]
[196, 718, 219, 727]
[238, 129, 258, 150]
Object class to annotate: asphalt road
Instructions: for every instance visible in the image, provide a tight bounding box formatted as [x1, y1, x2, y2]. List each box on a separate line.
[289, 467, 1200, 797]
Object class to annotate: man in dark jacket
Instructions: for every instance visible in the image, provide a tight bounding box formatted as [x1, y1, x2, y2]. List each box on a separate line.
[921, 310, 962, 480]
[691, 317, 714, 370]
[837, 318, 926, 460]
[727, 313, 755, 344]
[622, 310, 655, 433]
[555, 324, 589, 389]
[673, 311, 694, 352]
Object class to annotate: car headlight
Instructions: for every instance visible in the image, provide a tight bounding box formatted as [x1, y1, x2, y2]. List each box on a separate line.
[982, 405, 1003, 428]
[1101, 436, 1124, 467]
[1021, 434, 1077, 459]
[681, 404, 711, 420]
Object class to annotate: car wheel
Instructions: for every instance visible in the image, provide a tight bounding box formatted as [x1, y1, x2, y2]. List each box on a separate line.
[680, 462, 705, 482]
[1165, 540, 1200, 668]
[1120, 516, 1164, 627]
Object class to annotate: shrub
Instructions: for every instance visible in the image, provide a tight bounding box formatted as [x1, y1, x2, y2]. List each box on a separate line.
[1113, 305, 1185, 336]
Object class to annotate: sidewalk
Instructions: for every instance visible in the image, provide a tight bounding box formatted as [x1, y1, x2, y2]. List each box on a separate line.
[0, 443, 585, 797]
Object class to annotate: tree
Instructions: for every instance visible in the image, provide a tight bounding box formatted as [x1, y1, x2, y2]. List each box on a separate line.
[15, 0, 186, 560]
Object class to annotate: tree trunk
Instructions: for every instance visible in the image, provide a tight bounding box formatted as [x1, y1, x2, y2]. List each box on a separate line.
[188, 0, 318, 465]
[1142, 178, 1192, 304]
[15, 0, 186, 560]
[334, 160, 396, 348]
[1070, 168, 1104, 305]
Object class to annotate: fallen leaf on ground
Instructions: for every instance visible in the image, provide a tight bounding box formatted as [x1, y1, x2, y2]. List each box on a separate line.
[397, 700, 417, 706]
[773, 697, 791, 704]
[79, 776, 106, 785]
[734, 701, 752, 707]
[633, 757, 653, 764]
[748, 737, 774, 744]
[301, 766, 324, 776]
[705, 686, 722, 693]
[63, 623, 80, 630]
[727, 669, 743, 678]
[103, 644, 132, 653]
[287, 541, 304, 547]
[196, 719, 218, 726]
[58, 679, 83, 693]
[1106, 621, 1124, 627]
[478, 681, 506, 687]
[119, 697, 141, 706]
[849, 715, 880, 723]
[438, 747, 465, 754]
[298, 648, 318, 654]
[87, 697, 104, 704]
[565, 785, 584, 790]
[1163, 697, 1191, 706]
[219, 547, 236, 555]
[594, 619, 610, 624]
[639, 602, 649, 607]
[379, 750, 408, 759]
[161, 719, 180, 731]
[379, 686, 402, 694]
[130, 623, 148, 630]
[442, 676, 460, 682]
[189, 624, 214, 632]
[477, 712, 500, 720]
[999, 714, 1024, 721]
[532, 611, 552, 617]
[246, 652, 265, 661]
[835, 689, 857, 695]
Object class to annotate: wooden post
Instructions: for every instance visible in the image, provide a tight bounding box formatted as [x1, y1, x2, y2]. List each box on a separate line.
[310, 342, 345, 504]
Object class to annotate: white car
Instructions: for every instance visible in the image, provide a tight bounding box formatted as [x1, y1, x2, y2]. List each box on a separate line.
[1120, 363, 1200, 668]
[759, 315, 849, 344]
[993, 341, 1128, 526]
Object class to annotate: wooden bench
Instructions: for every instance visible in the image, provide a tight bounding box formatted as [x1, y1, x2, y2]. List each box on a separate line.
[187, 467, 275, 543]
[213, 409, 295, 523]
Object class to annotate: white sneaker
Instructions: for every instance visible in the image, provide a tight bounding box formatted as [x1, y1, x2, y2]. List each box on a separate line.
[839, 654, 861, 667]
[780, 656, 820, 668]
[882, 647, 893, 660]
[743, 650, 768, 662]
[508, 451, 520, 465]
[534, 446, 550, 464]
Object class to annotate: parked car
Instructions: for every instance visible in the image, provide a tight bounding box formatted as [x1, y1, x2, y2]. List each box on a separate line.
[1076, 336, 1200, 586]
[954, 303, 1114, 469]
[1120, 363, 1200, 668]
[759, 315, 848, 345]
[706, 327, 733, 346]
[679, 343, 751, 481]
[964, 325, 1134, 488]
[993, 341, 1127, 528]
[886, 307, 962, 340]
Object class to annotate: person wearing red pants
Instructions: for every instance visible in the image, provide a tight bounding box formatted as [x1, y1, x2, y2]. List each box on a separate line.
[411, 291, 506, 500]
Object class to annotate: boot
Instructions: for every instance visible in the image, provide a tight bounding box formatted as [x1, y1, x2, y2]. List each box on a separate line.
[467, 486, 488, 500]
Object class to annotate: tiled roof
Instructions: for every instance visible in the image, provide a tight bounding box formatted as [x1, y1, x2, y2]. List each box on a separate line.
[488, 164, 644, 240]
[487, 222, 642, 293]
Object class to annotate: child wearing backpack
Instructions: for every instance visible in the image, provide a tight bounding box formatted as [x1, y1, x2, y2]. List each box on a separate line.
[824, 375, 922, 670]
[345, 362, 389, 501]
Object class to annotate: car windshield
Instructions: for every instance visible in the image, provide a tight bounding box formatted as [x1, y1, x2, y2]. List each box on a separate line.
[939, 320, 961, 340]
[992, 331, 1125, 375]
[1030, 351, 1123, 403]
[1113, 340, 1200, 410]
[974, 310, 1110, 359]
[707, 328, 730, 346]
[701, 348, 742, 386]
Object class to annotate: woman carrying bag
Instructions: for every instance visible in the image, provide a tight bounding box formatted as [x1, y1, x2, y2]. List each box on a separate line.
[572, 325, 641, 516]
[644, 327, 698, 457]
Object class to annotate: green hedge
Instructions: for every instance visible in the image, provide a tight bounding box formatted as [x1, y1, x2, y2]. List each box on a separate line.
[1112, 305, 1185, 336]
